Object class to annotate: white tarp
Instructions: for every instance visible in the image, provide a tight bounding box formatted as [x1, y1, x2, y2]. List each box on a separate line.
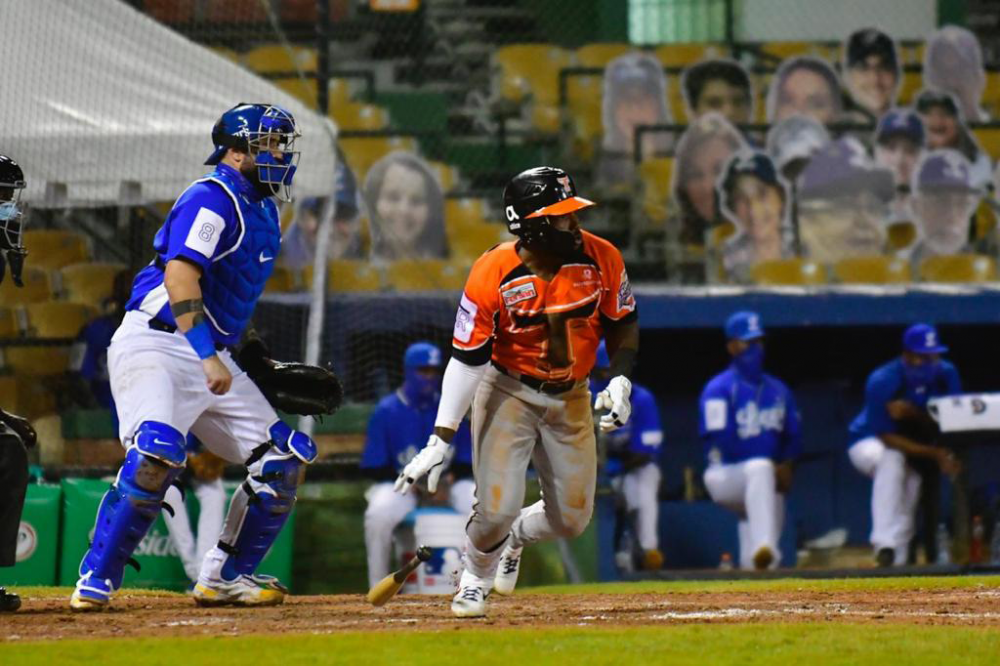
[0, 0, 338, 205]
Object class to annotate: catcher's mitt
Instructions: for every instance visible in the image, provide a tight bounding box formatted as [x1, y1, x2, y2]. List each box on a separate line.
[187, 449, 227, 482]
[251, 362, 344, 416]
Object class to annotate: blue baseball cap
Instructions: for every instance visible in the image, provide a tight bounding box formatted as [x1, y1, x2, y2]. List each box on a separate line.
[875, 109, 925, 147]
[725, 311, 765, 341]
[404, 341, 443, 369]
[903, 323, 948, 354]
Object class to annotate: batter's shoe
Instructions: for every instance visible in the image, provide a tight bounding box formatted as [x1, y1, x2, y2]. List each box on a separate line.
[193, 573, 287, 607]
[752, 546, 774, 571]
[492, 544, 522, 596]
[0, 587, 21, 612]
[452, 570, 489, 618]
[876, 547, 895, 568]
[70, 573, 113, 612]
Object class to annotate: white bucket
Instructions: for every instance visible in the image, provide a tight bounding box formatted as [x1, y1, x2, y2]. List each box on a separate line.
[412, 510, 467, 595]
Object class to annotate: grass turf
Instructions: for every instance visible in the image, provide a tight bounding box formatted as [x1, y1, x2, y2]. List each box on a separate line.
[2, 624, 998, 666]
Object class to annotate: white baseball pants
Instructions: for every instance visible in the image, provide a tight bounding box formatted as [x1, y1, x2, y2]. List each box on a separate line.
[703, 458, 784, 569]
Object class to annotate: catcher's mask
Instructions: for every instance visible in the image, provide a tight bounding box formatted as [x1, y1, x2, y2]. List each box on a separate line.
[502, 166, 595, 255]
[0, 154, 27, 287]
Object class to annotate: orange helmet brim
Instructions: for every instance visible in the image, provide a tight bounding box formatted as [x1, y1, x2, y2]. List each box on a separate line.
[525, 196, 596, 219]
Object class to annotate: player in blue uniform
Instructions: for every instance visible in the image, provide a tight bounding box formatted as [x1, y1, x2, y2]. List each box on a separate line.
[592, 341, 664, 571]
[699, 311, 802, 570]
[70, 103, 314, 611]
[847, 323, 962, 567]
[362, 342, 474, 587]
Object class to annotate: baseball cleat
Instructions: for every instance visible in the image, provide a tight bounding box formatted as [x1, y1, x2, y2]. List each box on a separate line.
[70, 574, 113, 612]
[452, 570, 489, 618]
[876, 547, 895, 568]
[0, 587, 22, 613]
[752, 546, 774, 571]
[193, 573, 287, 607]
[492, 544, 522, 596]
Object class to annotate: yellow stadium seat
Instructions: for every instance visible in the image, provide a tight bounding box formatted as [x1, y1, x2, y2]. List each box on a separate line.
[427, 161, 460, 193]
[751, 258, 826, 286]
[273, 77, 319, 108]
[330, 102, 389, 131]
[4, 302, 97, 377]
[339, 136, 417, 182]
[531, 103, 561, 134]
[59, 262, 128, 306]
[0, 376, 17, 411]
[654, 43, 721, 67]
[886, 221, 917, 252]
[974, 200, 997, 241]
[832, 256, 911, 284]
[493, 44, 573, 106]
[209, 46, 241, 63]
[919, 254, 997, 283]
[302, 260, 382, 293]
[448, 223, 508, 264]
[566, 75, 603, 159]
[758, 41, 817, 61]
[0, 267, 52, 305]
[264, 265, 297, 293]
[21, 230, 90, 270]
[576, 43, 634, 68]
[0, 306, 18, 337]
[387, 259, 468, 292]
[242, 45, 317, 74]
[638, 158, 674, 225]
[982, 71, 1000, 115]
[973, 127, 1000, 161]
[897, 70, 923, 106]
[668, 78, 688, 122]
[900, 41, 925, 67]
[707, 221, 736, 248]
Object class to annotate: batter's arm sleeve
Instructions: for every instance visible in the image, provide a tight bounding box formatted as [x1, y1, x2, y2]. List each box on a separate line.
[435, 357, 487, 433]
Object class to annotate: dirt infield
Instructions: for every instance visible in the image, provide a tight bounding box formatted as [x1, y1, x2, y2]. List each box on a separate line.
[4, 583, 1000, 642]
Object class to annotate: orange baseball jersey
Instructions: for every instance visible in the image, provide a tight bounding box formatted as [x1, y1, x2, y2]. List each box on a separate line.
[451, 230, 637, 382]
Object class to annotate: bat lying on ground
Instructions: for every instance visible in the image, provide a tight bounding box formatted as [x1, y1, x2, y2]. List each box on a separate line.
[367, 545, 432, 607]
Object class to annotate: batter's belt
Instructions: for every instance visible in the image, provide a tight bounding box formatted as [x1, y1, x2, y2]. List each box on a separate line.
[490, 361, 580, 395]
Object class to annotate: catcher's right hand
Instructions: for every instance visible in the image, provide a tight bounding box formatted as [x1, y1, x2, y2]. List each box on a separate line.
[394, 435, 453, 495]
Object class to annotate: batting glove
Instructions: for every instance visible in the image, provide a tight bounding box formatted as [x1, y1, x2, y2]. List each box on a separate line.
[394, 434, 453, 495]
[594, 376, 632, 432]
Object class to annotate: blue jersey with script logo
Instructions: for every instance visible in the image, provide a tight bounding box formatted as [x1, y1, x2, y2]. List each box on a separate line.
[848, 358, 961, 445]
[125, 163, 281, 346]
[591, 381, 663, 475]
[361, 390, 473, 476]
[699, 367, 802, 465]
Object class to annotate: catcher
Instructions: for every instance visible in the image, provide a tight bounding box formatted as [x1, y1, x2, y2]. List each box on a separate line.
[397, 166, 639, 617]
[70, 103, 342, 611]
[0, 153, 36, 613]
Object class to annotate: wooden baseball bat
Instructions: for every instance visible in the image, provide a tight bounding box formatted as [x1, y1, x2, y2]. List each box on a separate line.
[366, 545, 432, 606]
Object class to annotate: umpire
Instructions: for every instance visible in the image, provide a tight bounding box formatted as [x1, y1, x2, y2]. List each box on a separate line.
[0, 153, 37, 612]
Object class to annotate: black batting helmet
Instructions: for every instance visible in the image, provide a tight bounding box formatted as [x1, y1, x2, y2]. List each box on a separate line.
[0, 154, 27, 287]
[501, 166, 595, 244]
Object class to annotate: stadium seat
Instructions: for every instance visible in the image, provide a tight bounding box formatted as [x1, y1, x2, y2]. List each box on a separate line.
[750, 258, 826, 286]
[0, 267, 52, 305]
[531, 103, 562, 134]
[445, 199, 489, 229]
[302, 260, 382, 293]
[566, 75, 603, 159]
[448, 223, 508, 264]
[637, 158, 674, 225]
[264, 265, 297, 293]
[653, 43, 720, 67]
[897, 70, 923, 105]
[832, 256, 911, 284]
[273, 77, 319, 107]
[575, 43, 634, 68]
[972, 126, 1000, 161]
[208, 45, 240, 63]
[982, 71, 1000, 116]
[427, 161, 460, 193]
[242, 44, 317, 74]
[493, 44, 573, 107]
[919, 254, 997, 283]
[974, 200, 997, 241]
[885, 220, 917, 252]
[5, 302, 97, 377]
[707, 221, 737, 248]
[0, 306, 18, 337]
[339, 136, 417, 181]
[758, 41, 820, 61]
[668, 78, 688, 122]
[330, 102, 390, 131]
[387, 260, 468, 292]
[60, 262, 128, 306]
[21, 230, 90, 270]
[0, 377, 18, 413]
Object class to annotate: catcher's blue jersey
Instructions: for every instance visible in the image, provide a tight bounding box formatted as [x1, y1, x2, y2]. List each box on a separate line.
[699, 367, 802, 465]
[361, 390, 472, 475]
[126, 163, 281, 346]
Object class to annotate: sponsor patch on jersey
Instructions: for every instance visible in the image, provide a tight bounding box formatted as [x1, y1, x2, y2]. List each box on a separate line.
[502, 282, 537, 306]
[454, 292, 478, 343]
[704, 398, 727, 431]
[617, 268, 635, 311]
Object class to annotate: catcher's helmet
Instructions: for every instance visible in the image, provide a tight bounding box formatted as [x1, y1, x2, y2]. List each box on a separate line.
[502, 167, 595, 245]
[0, 154, 27, 286]
[205, 103, 301, 202]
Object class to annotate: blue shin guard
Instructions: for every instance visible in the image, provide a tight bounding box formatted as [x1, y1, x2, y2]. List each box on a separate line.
[76, 422, 186, 598]
[216, 422, 316, 581]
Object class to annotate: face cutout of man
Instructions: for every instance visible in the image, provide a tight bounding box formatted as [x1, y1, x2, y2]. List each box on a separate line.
[910, 149, 981, 257]
[843, 28, 900, 116]
[768, 57, 843, 125]
[682, 59, 754, 126]
[718, 152, 789, 281]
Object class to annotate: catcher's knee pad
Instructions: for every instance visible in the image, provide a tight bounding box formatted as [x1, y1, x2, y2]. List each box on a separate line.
[79, 421, 186, 588]
[216, 429, 313, 581]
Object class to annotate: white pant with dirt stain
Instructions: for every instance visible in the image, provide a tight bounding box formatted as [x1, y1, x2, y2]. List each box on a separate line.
[364, 479, 476, 588]
[703, 458, 784, 570]
[849, 436, 921, 566]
